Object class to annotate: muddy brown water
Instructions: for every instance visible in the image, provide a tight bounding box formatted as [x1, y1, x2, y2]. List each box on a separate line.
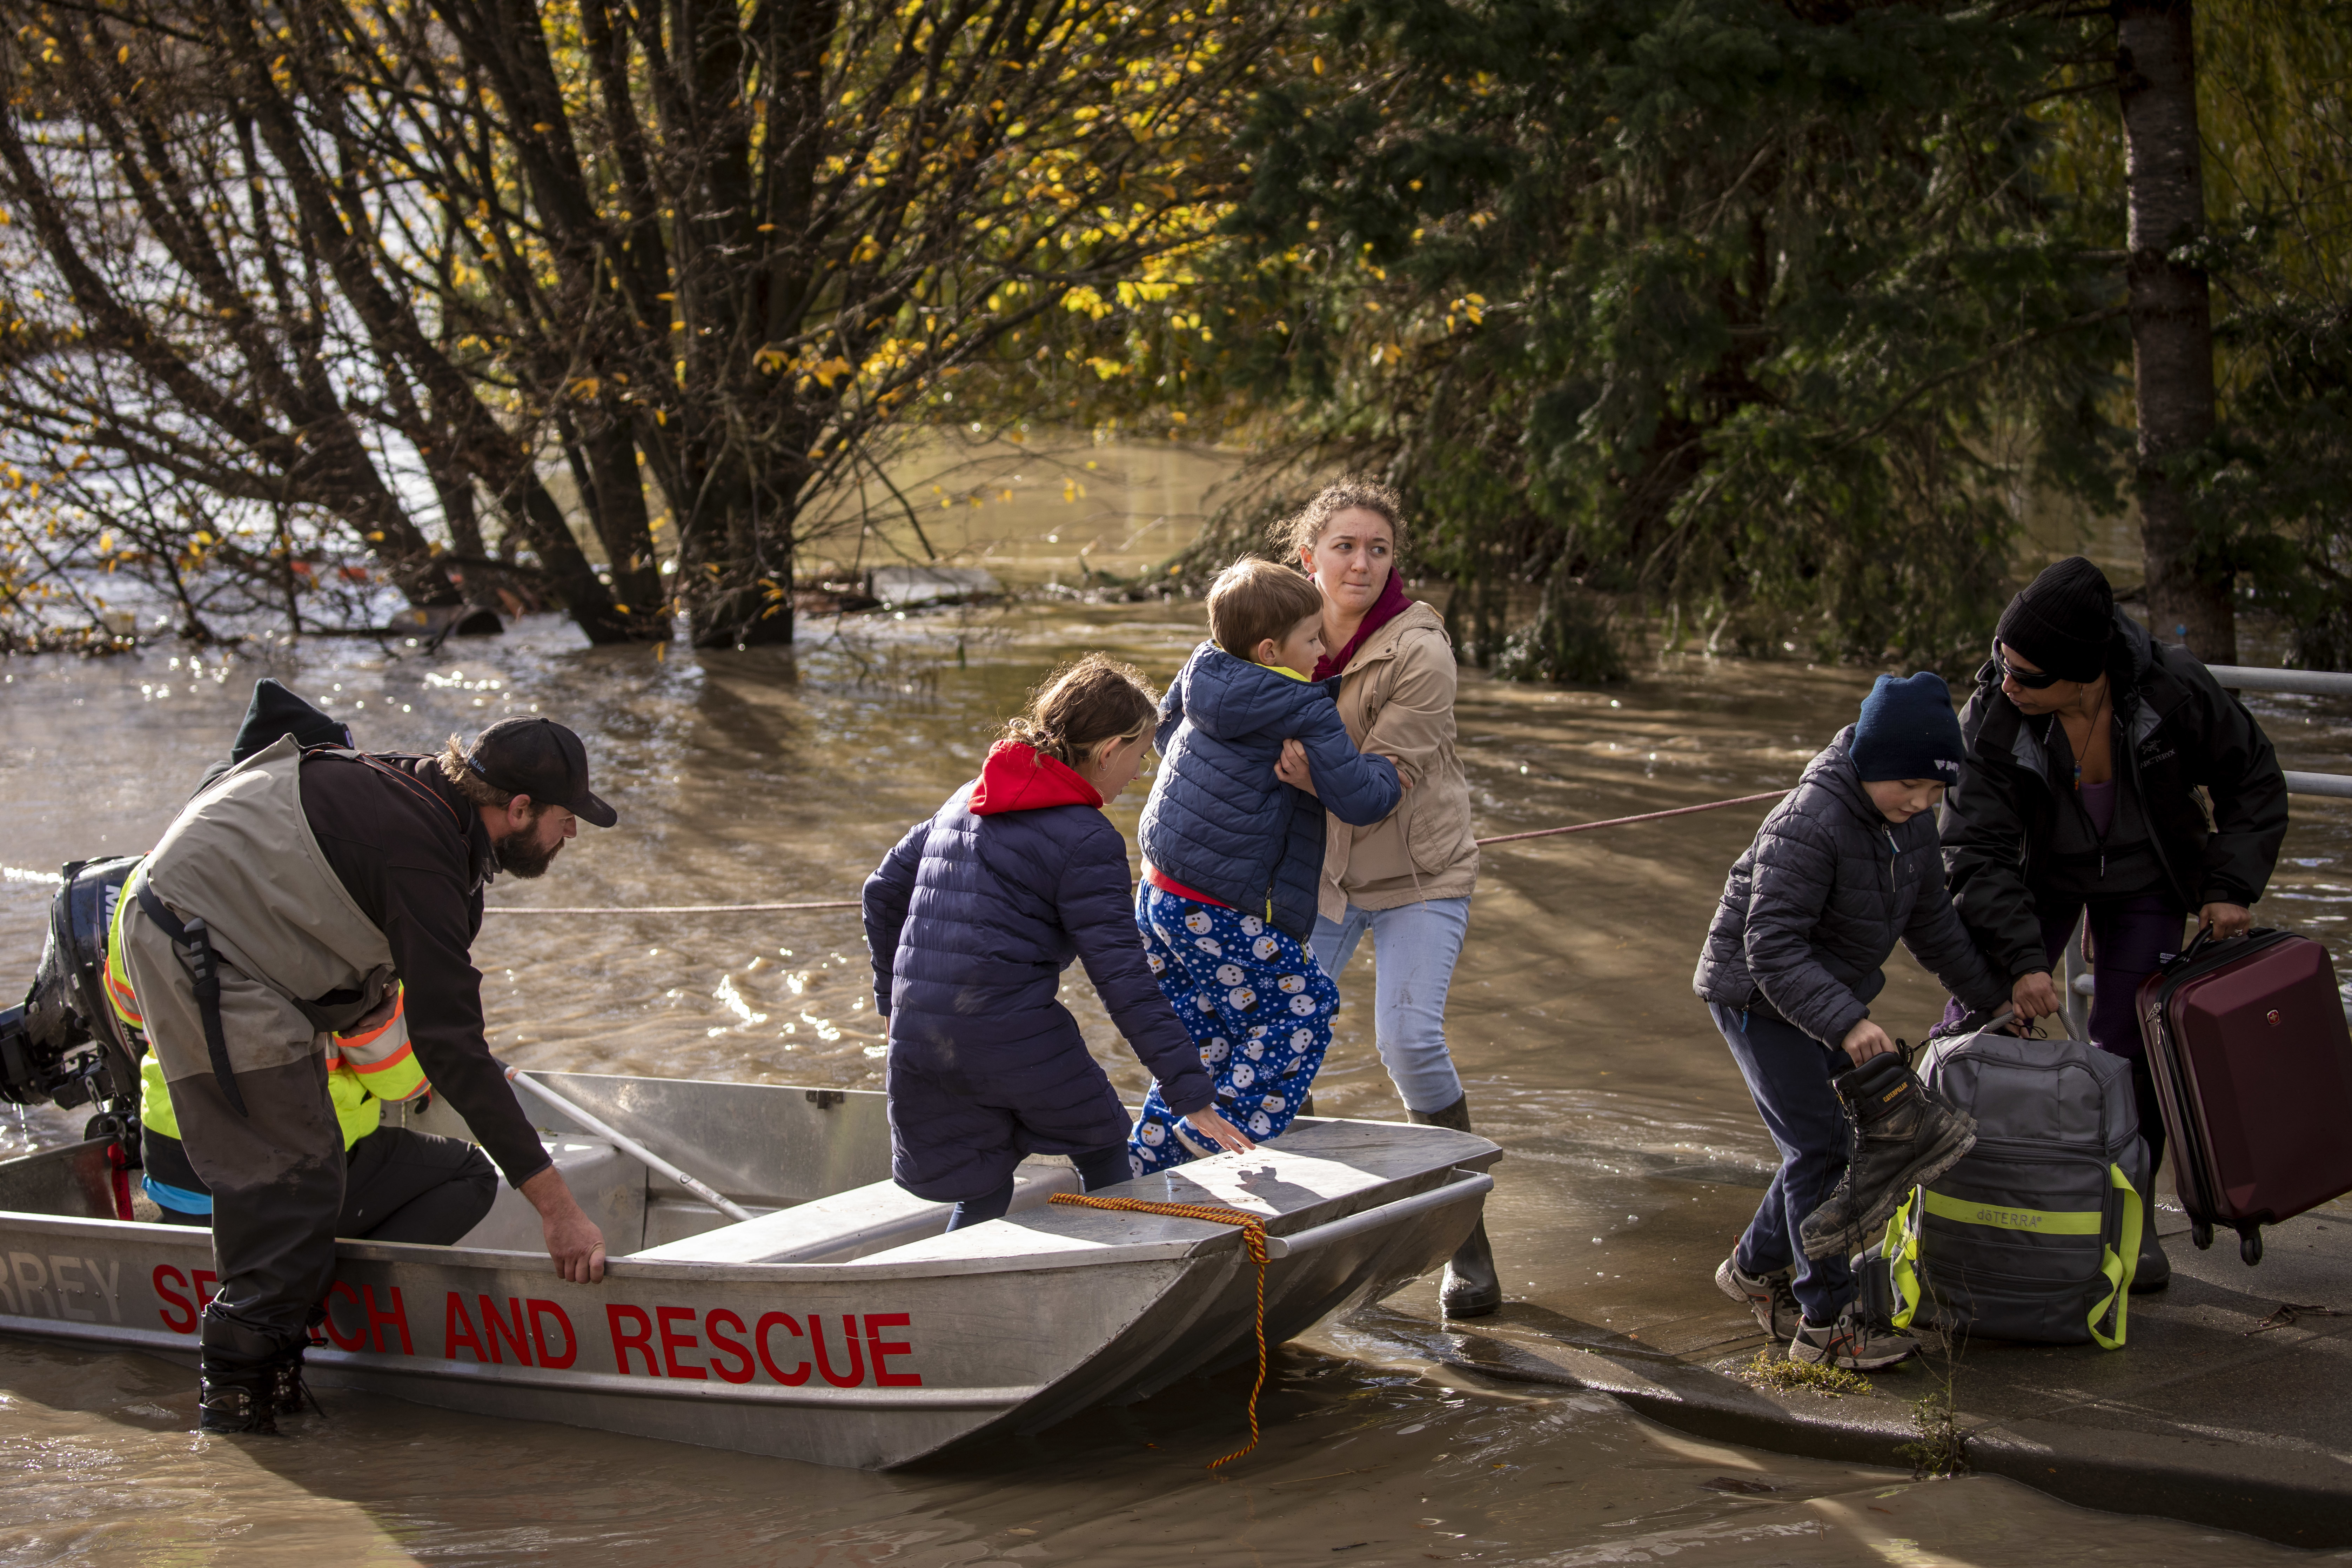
[2, 592, 2348, 1565]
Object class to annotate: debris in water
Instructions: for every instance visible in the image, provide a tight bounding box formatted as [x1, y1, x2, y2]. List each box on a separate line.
[1702, 1476, 1779, 1494]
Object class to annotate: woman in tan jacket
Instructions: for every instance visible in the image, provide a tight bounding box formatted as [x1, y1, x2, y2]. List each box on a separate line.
[1272, 479, 1495, 1316]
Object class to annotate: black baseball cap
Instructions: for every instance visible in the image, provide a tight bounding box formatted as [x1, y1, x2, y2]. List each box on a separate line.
[466, 716, 618, 827]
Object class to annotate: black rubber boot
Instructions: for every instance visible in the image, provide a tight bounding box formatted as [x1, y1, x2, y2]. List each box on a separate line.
[1798, 1053, 1976, 1262]
[197, 1308, 290, 1435]
[1408, 1094, 1503, 1319]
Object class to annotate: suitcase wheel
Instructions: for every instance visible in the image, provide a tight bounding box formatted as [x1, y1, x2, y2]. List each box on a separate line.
[2239, 1228, 2264, 1267]
[2191, 1220, 2213, 1251]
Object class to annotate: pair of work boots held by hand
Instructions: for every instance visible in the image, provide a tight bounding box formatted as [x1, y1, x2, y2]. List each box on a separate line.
[1724, 1049, 2173, 1371]
[1721, 1051, 1979, 1372]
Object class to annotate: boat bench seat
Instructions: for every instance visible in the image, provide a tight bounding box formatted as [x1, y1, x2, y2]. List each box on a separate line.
[629, 1157, 1080, 1265]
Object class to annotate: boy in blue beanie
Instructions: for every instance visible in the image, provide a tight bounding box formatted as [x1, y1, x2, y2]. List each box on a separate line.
[1693, 672, 2008, 1369]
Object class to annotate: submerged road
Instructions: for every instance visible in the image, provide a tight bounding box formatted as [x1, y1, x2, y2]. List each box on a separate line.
[2, 599, 2349, 1563]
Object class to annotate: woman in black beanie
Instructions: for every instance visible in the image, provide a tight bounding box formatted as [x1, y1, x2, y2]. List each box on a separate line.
[1942, 556, 2291, 1287]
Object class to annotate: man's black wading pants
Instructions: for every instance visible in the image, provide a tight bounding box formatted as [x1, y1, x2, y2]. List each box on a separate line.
[168, 1050, 348, 1339]
[148, 1119, 497, 1247]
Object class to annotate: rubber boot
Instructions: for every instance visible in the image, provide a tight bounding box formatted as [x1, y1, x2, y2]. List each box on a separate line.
[1797, 1053, 1976, 1262]
[197, 1308, 289, 1435]
[1407, 1095, 1502, 1319]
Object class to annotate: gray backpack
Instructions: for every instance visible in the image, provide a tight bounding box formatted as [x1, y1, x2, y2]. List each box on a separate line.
[1883, 1027, 2148, 1347]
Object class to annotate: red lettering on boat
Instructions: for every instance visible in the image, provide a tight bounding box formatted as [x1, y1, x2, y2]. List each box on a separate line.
[705, 1309, 754, 1385]
[366, 1285, 413, 1355]
[323, 1282, 368, 1351]
[656, 1305, 707, 1380]
[153, 1265, 194, 1334]
[479, 1296, 534, 1365]
[444, 1293, 487, 1362]
[754, 1311, 809, 1386]
[608, 1304, 657, 1375]
[528, 1299, 577, 1369]
[865, 1313, 921, 1387]
[811, 1312, 865, 1388]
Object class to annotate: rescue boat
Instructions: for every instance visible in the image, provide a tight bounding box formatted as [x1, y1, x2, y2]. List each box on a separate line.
[0, 1071, 1497, 1467]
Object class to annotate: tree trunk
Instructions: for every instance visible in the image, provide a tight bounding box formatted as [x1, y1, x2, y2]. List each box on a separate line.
[2117, 1, 2233, 661]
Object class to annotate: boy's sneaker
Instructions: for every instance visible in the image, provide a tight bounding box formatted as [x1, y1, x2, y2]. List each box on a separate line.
[1715, 1253, 1800, 1340]
[1798, 1053, 1976, 1261]
[1789, 1303, 1917, 1372]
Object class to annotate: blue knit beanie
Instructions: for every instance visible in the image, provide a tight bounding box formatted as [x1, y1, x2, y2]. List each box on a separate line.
[1849, 673, 1964, 786]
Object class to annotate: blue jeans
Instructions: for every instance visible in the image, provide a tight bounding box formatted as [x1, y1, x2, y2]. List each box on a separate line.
[1310, 898, 1471, 1115]
[1710, 1002, 1853, 1326]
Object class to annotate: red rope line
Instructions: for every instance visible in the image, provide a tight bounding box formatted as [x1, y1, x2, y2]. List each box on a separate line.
[476, 789, 1794, 914]
[1048, 1192, 1270, 1468]
[1472, 788, 1790, 846]
[482, 899, 861, 916]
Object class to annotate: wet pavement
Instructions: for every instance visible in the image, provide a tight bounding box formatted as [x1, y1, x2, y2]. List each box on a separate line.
[1348, 1199, 2352, 1548]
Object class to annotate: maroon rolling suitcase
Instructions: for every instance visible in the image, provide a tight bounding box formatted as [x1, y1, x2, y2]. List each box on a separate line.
[2135, 927, 2352, 1265]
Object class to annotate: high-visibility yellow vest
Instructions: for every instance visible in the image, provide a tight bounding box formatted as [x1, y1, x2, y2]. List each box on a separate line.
[139, 1051, 387, 1151]
[109, 882, 429, 1147]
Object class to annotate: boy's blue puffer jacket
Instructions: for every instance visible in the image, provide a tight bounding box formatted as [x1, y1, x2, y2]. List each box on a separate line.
[1138, 642, 1402, 940]
[864, 743, 1215, 1198]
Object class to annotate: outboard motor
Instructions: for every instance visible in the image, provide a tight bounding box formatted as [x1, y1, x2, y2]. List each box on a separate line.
[0, 856, 145, 1142]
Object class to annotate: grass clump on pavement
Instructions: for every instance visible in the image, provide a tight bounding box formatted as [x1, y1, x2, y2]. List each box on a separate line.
[1738, 1347, 1874, 1398]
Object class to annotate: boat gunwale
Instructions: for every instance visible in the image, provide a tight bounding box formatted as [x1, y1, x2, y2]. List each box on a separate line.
[0, 1207, 1231, 1281]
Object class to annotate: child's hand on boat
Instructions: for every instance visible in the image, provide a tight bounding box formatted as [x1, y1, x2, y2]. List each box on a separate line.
[1182, 1105, 1257, 1154]
[523, 1166, 609, 1283]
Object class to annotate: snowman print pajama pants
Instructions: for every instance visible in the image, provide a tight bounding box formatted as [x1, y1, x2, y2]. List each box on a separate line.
[1127, 880, 1341, 1175]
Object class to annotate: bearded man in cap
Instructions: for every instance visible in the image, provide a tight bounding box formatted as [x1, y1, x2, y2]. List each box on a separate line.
[1943, 555, 2288, 1289]
[113, 712, 619, 1433]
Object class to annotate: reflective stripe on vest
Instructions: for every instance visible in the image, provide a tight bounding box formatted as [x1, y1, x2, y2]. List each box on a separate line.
[139, 1051, 390, 1151]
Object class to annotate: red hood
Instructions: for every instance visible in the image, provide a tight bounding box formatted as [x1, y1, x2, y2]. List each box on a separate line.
[968, 741, 1103, 815]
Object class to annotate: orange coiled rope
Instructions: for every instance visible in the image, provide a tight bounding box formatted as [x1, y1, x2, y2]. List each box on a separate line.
[1049, 1192, 1271, 1468]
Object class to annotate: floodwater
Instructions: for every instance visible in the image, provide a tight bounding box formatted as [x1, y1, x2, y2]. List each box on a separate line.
[3, 477, 2350, 1563]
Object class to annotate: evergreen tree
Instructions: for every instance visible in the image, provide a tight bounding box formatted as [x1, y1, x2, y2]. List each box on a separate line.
[1211, 0, 2127, 677]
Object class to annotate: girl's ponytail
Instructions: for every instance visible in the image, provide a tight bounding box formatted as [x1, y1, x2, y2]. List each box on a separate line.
[1003, 654, 1158, 769]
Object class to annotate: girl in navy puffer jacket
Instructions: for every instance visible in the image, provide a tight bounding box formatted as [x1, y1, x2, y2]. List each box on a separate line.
[864, 656, 1253, 1230]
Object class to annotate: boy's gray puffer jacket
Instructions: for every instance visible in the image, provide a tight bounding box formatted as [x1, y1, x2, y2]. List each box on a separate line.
[1694, 729, 2008, 1047]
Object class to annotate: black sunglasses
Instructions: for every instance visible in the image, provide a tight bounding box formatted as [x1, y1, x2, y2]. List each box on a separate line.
[1994, 646, 2064, 690]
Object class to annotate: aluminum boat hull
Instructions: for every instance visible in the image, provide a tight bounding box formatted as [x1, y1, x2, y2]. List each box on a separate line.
[0, 1073, 1497, 1467]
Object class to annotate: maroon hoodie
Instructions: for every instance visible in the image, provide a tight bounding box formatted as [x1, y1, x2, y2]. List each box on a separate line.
[1312, 571, 1413, 682]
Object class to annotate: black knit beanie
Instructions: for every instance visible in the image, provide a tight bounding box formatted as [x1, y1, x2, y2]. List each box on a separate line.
[1849, 672, 1965, 786]
[1994, 556, 2114, 683]
[229, 677, 351, 763]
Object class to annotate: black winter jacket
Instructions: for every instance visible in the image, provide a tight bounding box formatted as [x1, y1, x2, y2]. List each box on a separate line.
[1942, 611, 2290, 981]
[1694, 730, 2007, 1046]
